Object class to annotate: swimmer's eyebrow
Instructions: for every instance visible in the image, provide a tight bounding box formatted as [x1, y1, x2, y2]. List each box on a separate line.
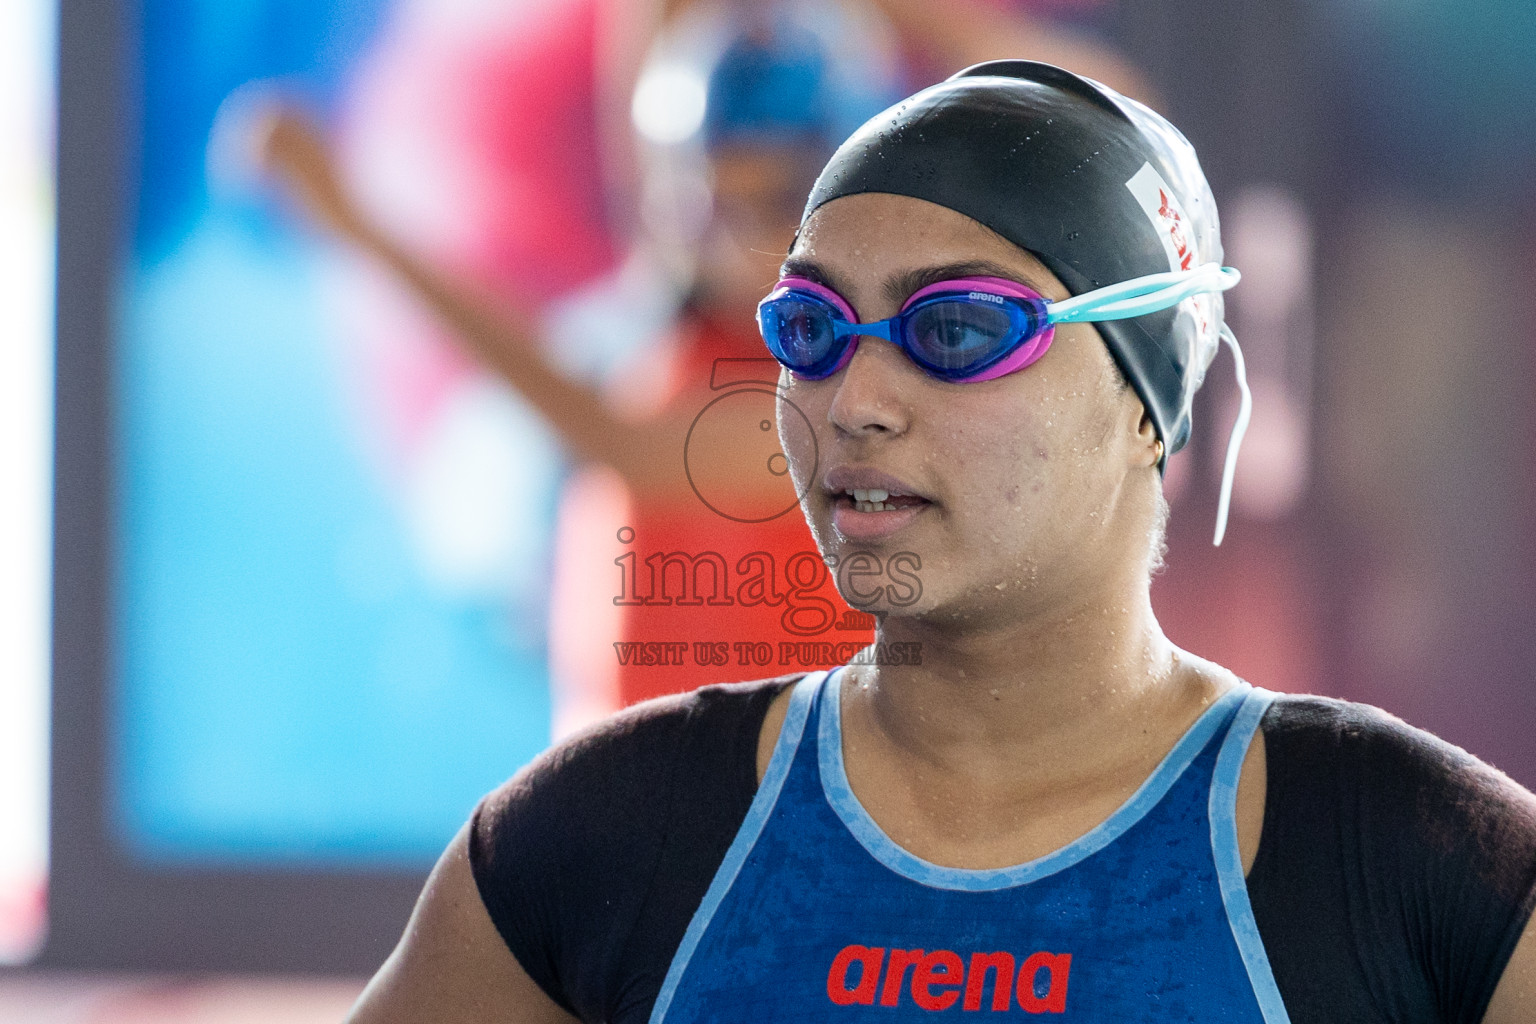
[778, 256, 839, 291]
[777, 256, 1050, 313]
[885, 261, 1049, 307]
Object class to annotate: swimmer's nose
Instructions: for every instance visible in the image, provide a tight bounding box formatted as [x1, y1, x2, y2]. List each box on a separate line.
[826, 339, 911, 439]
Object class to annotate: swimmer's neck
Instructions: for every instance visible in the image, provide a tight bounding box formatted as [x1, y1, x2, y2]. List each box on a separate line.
[847, 587, 1221, 776]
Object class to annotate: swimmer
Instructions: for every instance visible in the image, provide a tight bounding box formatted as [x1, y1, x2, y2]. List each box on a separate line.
[344, 62, 1536, 1023]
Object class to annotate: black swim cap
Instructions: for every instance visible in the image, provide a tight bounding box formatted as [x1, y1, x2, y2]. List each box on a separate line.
[803, 60, 1225, 456]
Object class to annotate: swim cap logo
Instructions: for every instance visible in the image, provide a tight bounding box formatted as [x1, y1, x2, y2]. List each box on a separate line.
[1125, 163, 1196, 273]
[1125, 163, 1212, 341]
[1157, 189, 1193, 271]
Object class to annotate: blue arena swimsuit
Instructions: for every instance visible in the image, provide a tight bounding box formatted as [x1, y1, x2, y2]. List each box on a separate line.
[649, 669, 1290, 1023]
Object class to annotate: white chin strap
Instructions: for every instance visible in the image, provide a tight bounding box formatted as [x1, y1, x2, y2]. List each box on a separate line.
[1211, 324, 1251, 547]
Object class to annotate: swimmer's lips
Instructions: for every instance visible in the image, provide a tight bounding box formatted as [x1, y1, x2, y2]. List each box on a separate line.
[822, 466, 934, 542]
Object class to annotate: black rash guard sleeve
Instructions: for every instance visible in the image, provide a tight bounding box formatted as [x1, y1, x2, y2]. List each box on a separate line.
[470, 686, 1536, 1024]
[1248, 695, 1536, 1024]
[468, 677, 799, 1023]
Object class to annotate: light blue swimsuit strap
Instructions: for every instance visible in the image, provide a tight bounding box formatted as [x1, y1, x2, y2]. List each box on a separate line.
[819, 670, 1253, 891]
[648, 670, 824, 1024]
[1209, 686, 1291, 1024]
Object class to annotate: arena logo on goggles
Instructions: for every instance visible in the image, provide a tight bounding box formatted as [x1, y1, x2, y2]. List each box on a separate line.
[826, 944, 1072, 1013]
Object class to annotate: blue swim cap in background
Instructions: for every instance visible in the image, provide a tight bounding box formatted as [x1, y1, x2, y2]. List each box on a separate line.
[633, 1, 904, 156]
[703, 22, 837, 149]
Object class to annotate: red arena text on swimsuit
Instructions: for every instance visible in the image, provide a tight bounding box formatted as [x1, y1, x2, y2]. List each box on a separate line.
[826, 944, 1071, 1013]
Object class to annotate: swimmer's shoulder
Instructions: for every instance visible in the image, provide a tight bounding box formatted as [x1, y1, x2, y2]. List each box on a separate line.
[468, 674, 804, 1021]
[488, 673, 802, 811]
[1257, 690, 1536, 879]
[472, 673, 804, 874]
[1258, 690, 1536, 821]
[1251, 692, 1536, 1024]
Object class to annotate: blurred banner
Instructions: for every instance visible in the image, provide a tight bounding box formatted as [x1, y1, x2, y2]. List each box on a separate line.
[115, 0, 572, 867]
[0, 0, 54, 966]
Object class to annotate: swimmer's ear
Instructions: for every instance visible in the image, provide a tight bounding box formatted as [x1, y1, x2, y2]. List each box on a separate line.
[1134, 410, 1162, 469]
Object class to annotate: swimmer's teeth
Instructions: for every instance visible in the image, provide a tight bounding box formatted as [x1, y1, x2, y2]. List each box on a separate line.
[846, 488, 896, 512]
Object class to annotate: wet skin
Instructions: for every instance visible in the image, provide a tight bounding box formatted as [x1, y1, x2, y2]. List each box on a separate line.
[766, 191, 1259, 872]
[778, 196, 1156, 629]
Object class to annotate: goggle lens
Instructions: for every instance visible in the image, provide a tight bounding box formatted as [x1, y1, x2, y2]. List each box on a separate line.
[757, 291, 843, 378]
[758, 280, 1046, 381]
[904, 299, 1016, 374]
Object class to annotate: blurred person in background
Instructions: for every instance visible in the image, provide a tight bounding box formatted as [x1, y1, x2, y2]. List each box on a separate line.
[253, 2, 897, 730]
[249, 0, 1152, 731]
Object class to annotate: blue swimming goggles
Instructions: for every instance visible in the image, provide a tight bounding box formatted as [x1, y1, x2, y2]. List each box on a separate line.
[756, 262, 1252, 545]
[756, 262, 1239, 382]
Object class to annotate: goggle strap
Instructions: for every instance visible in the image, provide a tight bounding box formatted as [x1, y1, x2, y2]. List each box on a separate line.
[1048, 267, 1204, 320]
[1048, 264, 1239, 324]
[1212, 324, 1252, 547]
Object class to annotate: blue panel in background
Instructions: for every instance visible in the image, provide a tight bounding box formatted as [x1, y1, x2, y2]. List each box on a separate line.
[116, 207, 553, 866]
[117, 0, 557, 867]
[135, 0, 388, 260]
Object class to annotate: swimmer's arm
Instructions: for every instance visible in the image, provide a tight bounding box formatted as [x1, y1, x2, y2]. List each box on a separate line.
[251, 107, 680, 497]
[867, 0, 1156, 106]
[346, 823, 580, 1024]
[1484, 916, 1536, 1023]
